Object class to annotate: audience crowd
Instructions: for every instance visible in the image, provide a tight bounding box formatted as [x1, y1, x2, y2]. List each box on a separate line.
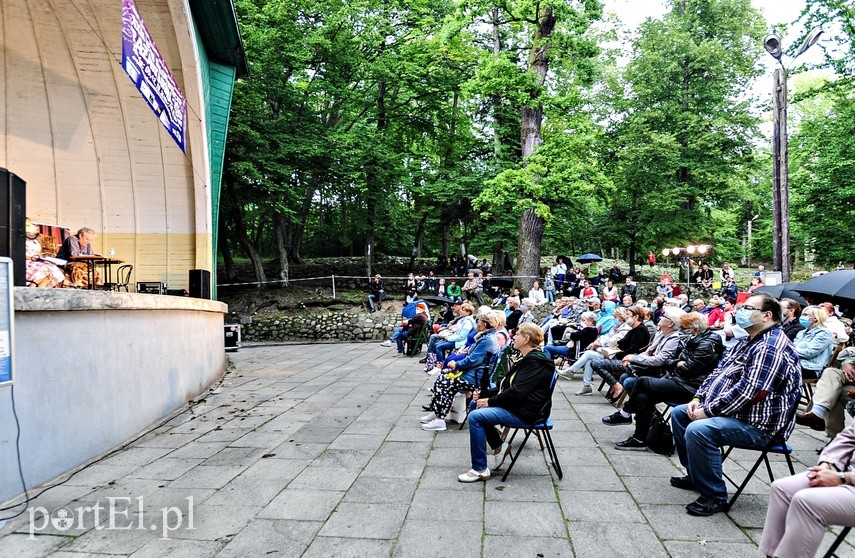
[368, 257, 855, 555]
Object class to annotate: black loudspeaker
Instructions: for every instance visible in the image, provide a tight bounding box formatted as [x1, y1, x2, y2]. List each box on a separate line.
[189, 269, 211, 299]
[0, 168, 26, 286]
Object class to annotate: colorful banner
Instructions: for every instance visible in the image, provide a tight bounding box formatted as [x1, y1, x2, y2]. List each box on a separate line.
[121, 0, 187, 152]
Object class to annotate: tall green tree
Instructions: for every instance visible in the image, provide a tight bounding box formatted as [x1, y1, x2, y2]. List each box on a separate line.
[600, 0, 766, 275]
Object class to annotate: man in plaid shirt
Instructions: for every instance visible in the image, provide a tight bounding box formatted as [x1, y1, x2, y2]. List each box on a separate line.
[670, 294, 802, 516]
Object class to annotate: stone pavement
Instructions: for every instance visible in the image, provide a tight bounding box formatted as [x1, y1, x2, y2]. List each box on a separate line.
[1, 342, 853, 557]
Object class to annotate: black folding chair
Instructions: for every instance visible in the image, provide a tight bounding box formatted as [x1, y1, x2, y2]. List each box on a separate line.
[824, 527, 852, 558]
[497, 370, 563, 482]
[457, 351, 498, 430]
[406, 320, 432, 357]
[720, 398, 800, 508]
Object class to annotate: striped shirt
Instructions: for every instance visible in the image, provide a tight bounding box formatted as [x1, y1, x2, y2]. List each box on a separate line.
[695, 325, 802, 437]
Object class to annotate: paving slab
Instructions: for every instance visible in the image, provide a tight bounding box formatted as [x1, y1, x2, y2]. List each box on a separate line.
[1, 341, 847, 557]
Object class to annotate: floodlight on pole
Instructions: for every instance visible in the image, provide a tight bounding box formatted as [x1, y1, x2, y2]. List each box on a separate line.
[662, 249, 670, 257]
[766, 27, 823, 282]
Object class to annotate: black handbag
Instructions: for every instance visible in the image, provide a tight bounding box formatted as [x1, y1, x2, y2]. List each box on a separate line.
[645, 410, 674, 456]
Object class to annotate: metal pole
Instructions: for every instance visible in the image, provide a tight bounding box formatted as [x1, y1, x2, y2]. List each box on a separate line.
[332, 275, 336, 299]
[779, 68, 791, 282]
[771, 68, 783, 275]
[747, 218, 753, 268]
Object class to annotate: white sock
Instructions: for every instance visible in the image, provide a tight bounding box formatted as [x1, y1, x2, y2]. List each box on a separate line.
[620, 410, 631, 418]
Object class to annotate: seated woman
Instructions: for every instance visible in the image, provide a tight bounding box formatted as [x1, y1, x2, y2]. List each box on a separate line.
[420, 313, 500, 432]
[794, 306, 835, 381]
[568, 307, 649, 395]
[747, 276, 764, 294]
[392, 302, 429, 355]
[457, 323, 555, 482]
[24, 220, 65, 288]
[559, 307, 630, 384]
[527, 281, 547, 306]
[544, 311, 599, 364]
[759, 418, 855, 558]
[601, 279, 619, 303]
[431, 302, 476, 371]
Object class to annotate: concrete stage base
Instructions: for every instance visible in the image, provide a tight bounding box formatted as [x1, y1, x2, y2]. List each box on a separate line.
[0, 289, 228, 502]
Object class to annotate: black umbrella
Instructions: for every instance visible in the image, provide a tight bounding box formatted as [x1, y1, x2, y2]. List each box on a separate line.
[754, 282, 808, 306]
[795, 270, 855, 303]
[577, 253, 603, 264]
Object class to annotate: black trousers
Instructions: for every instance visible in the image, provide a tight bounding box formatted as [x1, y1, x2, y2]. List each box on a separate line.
[623, 377, 694, 440]
[592, 359, 626, 387]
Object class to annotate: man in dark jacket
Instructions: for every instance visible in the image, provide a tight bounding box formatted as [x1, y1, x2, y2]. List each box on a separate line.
[780, 298, 805, 341]
[458, 323, 555, 482]
[620, 276, 638, 302]
[611, 312, 724, 451]
[367, 274, 386, 312]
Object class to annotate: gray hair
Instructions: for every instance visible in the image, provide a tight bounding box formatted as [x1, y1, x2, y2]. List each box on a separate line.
[683, 312, 708, 333]
[580, 311, 598, 324]
[77, 227, 95, 236]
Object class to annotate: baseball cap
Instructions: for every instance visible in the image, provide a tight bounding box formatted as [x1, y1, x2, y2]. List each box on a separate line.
[838, 347, 855, 366]
[661, 307, 686, 324]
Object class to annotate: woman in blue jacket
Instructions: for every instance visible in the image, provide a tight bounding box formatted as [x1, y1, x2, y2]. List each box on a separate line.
[794, 306, 835, 379]
[421, 314, 500, 432]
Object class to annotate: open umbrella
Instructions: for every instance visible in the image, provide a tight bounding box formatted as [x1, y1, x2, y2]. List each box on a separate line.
[402, 300, 430, 319]
[754, 282, 808, 306]
[794, 270, 855, 303]
[577, 253, 603, 264]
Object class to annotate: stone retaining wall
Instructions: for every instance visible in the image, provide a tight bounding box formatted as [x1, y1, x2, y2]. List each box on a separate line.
[241, 305, 558, 342]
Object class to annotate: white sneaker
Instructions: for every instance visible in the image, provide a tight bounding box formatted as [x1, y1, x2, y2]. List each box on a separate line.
[458, 468, 491, 483]
[420, 413, 437, 423]
[576, 384, 593, 396]
[492, 442, 511, 470]
[421, 418, 447, 431]
[380, 340, 392, 347]
[557, 367, 574, 380]
[427, 367, 442, 376]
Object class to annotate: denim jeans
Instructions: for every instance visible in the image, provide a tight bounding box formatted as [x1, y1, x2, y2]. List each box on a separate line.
[367, 292, 386, 311]
[671, 404, 772, 504]
[468, 406, 522, 471]
[619, 372, 636, 394]
[396, 331, 410, 353]
[543, 344, 572, 361]
[426, 333, 440, 355]
[569, 350, 607, 385]
[545, 290, 555, 303]
[435, 340, 456, 361]
[390, 326, 404, 342]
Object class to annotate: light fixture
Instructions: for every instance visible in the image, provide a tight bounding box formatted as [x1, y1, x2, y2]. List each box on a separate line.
[795, 27, 824, 59]
[672, 247, 681, 255]
[687, 245, 696, 254]
[662, 249, 670, 257]
[698, 245, 708, 255]
[764, 35, 782, 60]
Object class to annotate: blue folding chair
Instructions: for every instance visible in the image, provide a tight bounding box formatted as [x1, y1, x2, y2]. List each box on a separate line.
[497, 370, 563, 482]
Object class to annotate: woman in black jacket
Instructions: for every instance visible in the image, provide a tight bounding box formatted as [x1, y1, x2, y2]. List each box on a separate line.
[612, 312, 725, 451]
[457, 323, 555, 482]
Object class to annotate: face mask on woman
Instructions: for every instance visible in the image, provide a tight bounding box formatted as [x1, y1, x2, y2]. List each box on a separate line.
[799, 315, 812, 328]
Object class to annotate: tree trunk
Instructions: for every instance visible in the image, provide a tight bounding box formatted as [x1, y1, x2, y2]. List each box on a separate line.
[491, 7, 503, 160]
[273, 211, 289, 285]
[628, 230, 637, 277]
[441, 219, 451, 257]
[492, 242, 505, 275]
[515, 5, 554, 292]
[290, 184, 315, 264]
[364, 79, 387, 278]
[218, 217, 236, 282]
[225, 178, 267, 288]
[409, 213, 428, 270]
[516, 208, 545, 291]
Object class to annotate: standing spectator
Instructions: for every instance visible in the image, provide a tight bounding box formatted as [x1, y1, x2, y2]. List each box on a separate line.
[609, 264, 622, 283]
[367, 274, 386, 312]
[553, 257, 567, 291]
[647, 250, 657, 267]
[480, 258, 491, 273]
[670, 294, 801, 516]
